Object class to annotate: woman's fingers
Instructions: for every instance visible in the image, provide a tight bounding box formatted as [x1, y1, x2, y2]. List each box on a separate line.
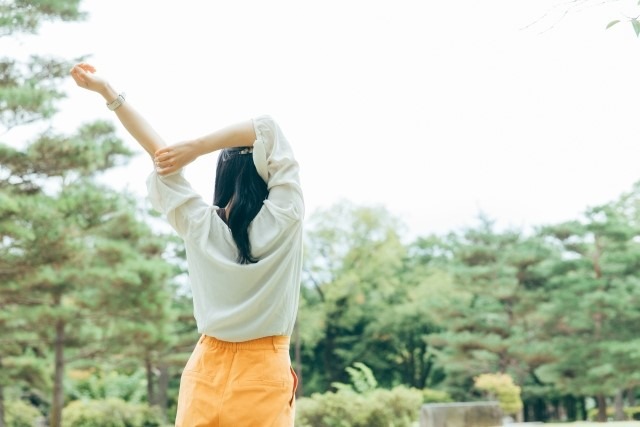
[70, 66, 92, 87]
[156, 161, 176, 176]
[155, 157, 174, 169]
[155, 151, 172, 162]
[70, 68, 86, 87]
[154, 147, 175, 159]
[154, 152, 175, 173]
[78, 63, 96, 72]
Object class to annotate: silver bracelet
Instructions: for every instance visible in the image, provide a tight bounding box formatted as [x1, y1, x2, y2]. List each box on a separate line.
[106, 92, 126, 111]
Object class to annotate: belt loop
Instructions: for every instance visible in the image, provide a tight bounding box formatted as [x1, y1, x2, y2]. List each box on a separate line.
[199, 335, 205, 344]
[272, 336, 277, 352]
[232, 342, 238, 353]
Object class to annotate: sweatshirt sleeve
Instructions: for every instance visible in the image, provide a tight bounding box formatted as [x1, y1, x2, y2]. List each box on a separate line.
[146, 170, 212, 238]
[252, 115, 304, 220]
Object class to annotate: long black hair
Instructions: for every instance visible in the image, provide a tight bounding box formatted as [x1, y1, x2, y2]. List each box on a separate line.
[213, 147, 268, 264]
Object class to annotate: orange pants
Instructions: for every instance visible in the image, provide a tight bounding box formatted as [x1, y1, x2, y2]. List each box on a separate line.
[175, 335, 298, 427]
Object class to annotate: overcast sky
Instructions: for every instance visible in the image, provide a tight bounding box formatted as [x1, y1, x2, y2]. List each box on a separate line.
[5, 0, 640, 238]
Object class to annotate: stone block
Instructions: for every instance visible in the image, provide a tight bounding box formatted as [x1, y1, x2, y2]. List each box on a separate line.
[420, 401, 503, 427]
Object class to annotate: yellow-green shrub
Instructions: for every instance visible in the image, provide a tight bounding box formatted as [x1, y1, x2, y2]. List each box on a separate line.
[63, 398, 166, 427]
[422, 388, 453, 404]
[474, 373, 523, 416]
[5, 400, 42, 427]
[296, 385, 423, 427]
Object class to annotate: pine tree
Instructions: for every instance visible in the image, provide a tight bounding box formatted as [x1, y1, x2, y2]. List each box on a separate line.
[0, 2, 182, 426]
[537, 192, 640, 422]
[430, 215, 555, 415]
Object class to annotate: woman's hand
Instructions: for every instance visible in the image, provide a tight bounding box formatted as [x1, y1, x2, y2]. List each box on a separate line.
[70, 63, 109, 95]
[154, 140, 202, 175]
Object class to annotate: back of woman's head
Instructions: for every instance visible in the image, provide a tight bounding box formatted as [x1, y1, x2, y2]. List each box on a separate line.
[213, 147, 268, 264]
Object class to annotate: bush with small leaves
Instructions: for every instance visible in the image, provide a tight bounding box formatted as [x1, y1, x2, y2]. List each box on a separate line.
[421, 388, 453, 404]
[474, 373, 522, 416]
[296, 362, 422, 427]
[63, 398, 165, 427]
[5, 400, 43, 427]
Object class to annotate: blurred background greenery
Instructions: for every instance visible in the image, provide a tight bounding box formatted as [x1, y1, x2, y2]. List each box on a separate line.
[2, 1, 640, 426]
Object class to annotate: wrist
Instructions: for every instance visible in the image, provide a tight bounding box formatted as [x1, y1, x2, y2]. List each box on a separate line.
[99, 83, 118, 102]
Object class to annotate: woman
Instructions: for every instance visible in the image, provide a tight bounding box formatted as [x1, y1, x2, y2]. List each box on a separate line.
[71, 63, 303, 427]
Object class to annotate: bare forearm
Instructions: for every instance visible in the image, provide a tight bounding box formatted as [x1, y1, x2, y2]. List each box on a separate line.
[99, 84, 165, 157]
[152, 119, 256, 175]
[192, 120, 256, 156]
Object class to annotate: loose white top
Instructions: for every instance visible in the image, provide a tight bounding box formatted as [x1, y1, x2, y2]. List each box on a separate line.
[146, 115, 304, 342]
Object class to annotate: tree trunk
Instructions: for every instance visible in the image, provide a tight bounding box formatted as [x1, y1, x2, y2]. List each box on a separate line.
[50, 319, 65, 427]
[157, 363, 169, 417]
[564, 395, 577, 421]
[0, 382, 6, 427]
[294, 321, 303, 398]
[552, 398, 561, 420]
[145, 356, 155, 406]
[579, 396, 588, 421]
[614, 389, 625, 420]
[595, 394, 607, 422]
[523, 401, 530, 422]
[533, 397, 548, 421]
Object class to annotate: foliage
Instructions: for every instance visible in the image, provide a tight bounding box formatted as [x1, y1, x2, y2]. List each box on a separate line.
[299, 202, 447, 393]
[332, 362, 378, 394]
[296, 387, 419, 427]
[587, 405, 640, 421]
[421, 388, 453, 404]
[66, 369, 148, 404]
[474, 373, 523, 415]
[607, 14, 640, 37]
[427, 216, 554, 402]
[296, 362, 422, 427]
[62, 398, 166, 427]
[0, 0, 85, 36]
[0, 3, 188, 427]
[4, 400, 42, 427]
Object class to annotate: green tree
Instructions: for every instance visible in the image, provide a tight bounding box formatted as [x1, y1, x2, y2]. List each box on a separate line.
[428, 215, 557, 420]
[1, 9, 90, 426]
[0, 2, 185, 426]
[300, 202, 450, 393]
[300, 202, 407, 391]
[537, 191, 640, 422]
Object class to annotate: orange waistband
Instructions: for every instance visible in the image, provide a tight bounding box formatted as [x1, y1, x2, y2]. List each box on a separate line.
[199, 334, 290, 351]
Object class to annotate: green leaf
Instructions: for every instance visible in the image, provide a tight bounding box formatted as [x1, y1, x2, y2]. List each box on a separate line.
[606, 20, 621, 30]
[632, 19, 640, 37]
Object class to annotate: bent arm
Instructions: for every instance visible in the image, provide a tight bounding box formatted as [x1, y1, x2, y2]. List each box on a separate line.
[70, 64, 165, 157]
[154, 120, 256, 175]
[193, 121, 256, 154]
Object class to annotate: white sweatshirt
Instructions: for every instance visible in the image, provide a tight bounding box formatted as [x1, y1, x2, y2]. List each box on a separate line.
[146, 115, 304, 342]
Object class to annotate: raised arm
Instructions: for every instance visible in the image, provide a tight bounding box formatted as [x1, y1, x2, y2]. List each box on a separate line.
[153, 121, 256, 176]
[70, 63, 165, 157]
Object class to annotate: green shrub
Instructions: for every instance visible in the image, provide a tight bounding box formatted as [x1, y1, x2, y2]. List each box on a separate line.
[421, 388, 453, 404]
[296, 385, 422, 427]
[474, 373, 523, 416]
[63, 398, 165, 427]
[366, 386, 425, 427]
[5, 399, 43, 427]
[296, 362, 422, 427]
[627, 405, 640, 420]
[66, 369, 147, 403]
[587, 405, 640, 421]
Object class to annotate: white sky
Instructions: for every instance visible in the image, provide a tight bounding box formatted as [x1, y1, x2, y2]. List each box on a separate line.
[5, 0, 640, 238]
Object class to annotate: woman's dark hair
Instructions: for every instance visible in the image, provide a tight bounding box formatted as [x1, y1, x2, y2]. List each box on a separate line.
[213, 147, 268, 264]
